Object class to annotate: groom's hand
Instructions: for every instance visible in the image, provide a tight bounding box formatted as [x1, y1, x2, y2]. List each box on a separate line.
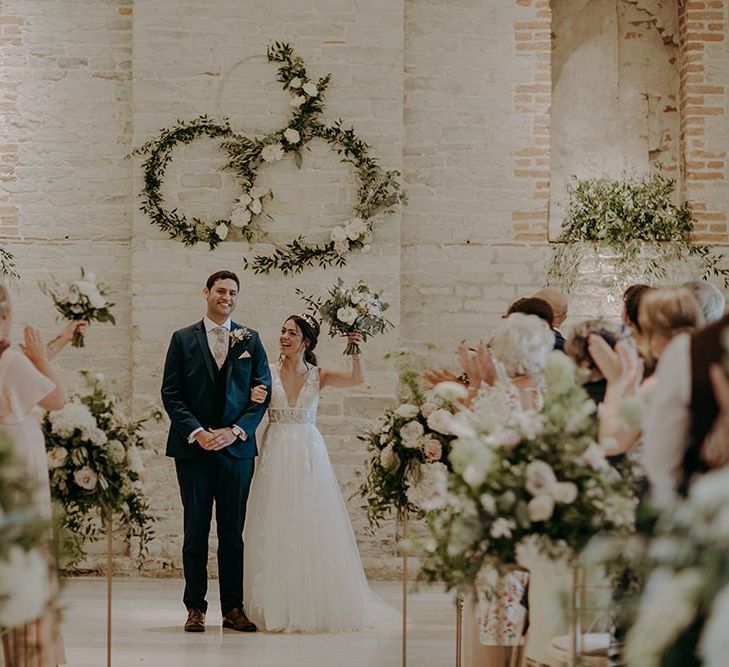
[207, 427, 237, 450]
[193, 430, 218, 450]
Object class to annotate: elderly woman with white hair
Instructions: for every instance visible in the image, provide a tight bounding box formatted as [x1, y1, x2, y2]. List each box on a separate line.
[456, 313, 556, 667]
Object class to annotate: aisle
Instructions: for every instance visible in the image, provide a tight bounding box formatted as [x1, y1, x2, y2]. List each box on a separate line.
[60, 578, 455, 667]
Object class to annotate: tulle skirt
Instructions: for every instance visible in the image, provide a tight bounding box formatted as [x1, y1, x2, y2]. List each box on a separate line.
[243, 421, 397, 633]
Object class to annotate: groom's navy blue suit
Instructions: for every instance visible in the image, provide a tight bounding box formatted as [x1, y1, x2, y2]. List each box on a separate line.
[162, 319, 271, 615]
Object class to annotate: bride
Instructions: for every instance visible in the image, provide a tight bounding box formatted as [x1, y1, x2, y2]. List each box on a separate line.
[243, 313, 395, 633]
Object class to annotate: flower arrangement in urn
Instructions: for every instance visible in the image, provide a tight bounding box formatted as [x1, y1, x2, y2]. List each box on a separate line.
[42, 372, 160, 564]
[0, 437, 52, 627]
[41, 268, 115, 347]
[297, 278, 393, 355]
[357, 355, 462, 526]
[419, 352, 637, 591]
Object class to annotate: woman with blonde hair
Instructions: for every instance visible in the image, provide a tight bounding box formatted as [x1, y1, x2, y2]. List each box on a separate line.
[0, 284, 85, 666]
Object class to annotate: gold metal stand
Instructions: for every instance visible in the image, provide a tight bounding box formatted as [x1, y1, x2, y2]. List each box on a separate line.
[106, 511, 113, 667]
[399, 511, 409, 667]
[455, 594, 463, 667]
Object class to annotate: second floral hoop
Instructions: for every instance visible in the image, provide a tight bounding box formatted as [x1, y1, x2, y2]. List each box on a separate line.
[132, 42, 407, 276]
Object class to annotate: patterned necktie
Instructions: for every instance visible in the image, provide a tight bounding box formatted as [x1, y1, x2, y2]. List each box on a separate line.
[212, 326, 228, 369]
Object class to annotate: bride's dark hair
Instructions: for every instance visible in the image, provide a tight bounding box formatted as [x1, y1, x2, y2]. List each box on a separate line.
[286, 314, 320, 366]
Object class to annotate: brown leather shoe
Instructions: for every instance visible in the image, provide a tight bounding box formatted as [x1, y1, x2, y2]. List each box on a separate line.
[184, 608, 206, 632]
[222, 608, 257, 632]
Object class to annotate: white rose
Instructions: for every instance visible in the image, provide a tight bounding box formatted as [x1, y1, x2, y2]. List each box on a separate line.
[74, 467, 98, 491]
[525, 460, 557, 497]
[107, 439, 126, 465]
[289, 76, 302, 89]
[420, 402, 438, 418]
[237, 193, 252, 208]
[82, 425, 108, 447]
[215, 223, 229, 240]
[248, 198, 262, 215]
[0, 547, 50, 626]
[330, 226, 348, 242]
[283, 128, 301, 144]
[47, 447, 68, 470]
[433, 381, 469, 403]
[333, 239, 350, 256]
[87, 290, 106, 309]
[290, 95, 306, 108]
[73, 280, 96, 297]
[400, 420, 424, 445]
[261, 142, 285, 162]
[379, 444, 398, 470]
[427, 409, 453, 435]
[336, 306, 357, 326]
[231, 207, 252, 229]
[302, 82, 318, 97]
[553, 481, 578, 504]
[345, 218, 367, 240]
[528, 493, 555, 522]
[422, 438, 443, 462]
[395, 403, 420, 419]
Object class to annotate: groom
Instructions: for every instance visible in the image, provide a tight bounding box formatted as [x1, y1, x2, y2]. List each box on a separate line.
[161, 270, 271, 633]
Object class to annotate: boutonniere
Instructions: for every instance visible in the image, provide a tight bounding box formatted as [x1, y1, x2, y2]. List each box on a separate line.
[230, 326, 252, 346]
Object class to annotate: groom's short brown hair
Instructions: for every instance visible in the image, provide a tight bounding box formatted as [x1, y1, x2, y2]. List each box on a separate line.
[206, 270, 240, 290]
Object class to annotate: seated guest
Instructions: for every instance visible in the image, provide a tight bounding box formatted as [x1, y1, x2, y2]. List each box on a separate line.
[506, 297, 554, 328]
[534, 288, 568, 350]
[565, 319, 623, 405]
[622, 283, 651, 333]
[595, 287, 704, 457]
[644, 308, 728, 508]
[682, 279, 725, 323]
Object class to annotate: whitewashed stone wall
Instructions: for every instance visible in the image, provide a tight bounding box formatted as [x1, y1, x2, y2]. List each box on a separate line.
[2, 0, 728, 578]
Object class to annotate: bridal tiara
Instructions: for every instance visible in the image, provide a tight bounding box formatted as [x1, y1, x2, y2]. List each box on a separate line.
[300, 313, 318, 329]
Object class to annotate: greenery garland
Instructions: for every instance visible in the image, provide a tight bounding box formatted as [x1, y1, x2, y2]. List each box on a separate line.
[0, 247, 18, 279]
[132, 42, 406, 275]
[547, 168, 729, 292]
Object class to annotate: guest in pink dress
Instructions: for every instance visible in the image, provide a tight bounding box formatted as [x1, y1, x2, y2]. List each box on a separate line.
[0, 284, 84, 667]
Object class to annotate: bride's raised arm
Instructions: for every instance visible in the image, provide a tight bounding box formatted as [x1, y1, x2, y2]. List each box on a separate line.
[320, 332, 365, 389]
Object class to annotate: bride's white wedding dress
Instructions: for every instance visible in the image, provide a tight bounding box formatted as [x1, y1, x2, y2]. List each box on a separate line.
[243, 364, 397, 633]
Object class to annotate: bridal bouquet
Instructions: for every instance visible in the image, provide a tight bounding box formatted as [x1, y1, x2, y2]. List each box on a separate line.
[298, 278, 393, 355]
[419, 352, 637, 590]
[0, 437, 52, 627]
[357, 355, 461, 526]
[41, 268, 115, 347]
[621, 467, 729, 667]
[42, 372, 160, 565]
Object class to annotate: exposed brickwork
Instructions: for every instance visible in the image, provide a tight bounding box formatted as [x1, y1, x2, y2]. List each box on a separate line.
[678, 0, 728, 242]
[512, 0, 551, 242]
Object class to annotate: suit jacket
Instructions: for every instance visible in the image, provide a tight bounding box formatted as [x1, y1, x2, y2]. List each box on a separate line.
[161, 319, 271, 459]
[554, 328, 565, 352]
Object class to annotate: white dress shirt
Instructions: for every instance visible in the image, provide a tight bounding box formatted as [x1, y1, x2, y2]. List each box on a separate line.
[643, 334, 692, 508]
[188, 316, 246, 444]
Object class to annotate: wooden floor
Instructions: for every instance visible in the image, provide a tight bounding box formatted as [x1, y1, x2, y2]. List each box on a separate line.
[60, 578, 457, 667]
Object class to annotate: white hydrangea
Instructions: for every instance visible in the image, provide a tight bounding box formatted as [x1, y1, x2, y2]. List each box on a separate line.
[261, 142, 285, 162]
[0, 547, 51, 627]
[449, 437, 495, 488]
[406, 462, 448, 511]
[490, 518, 516, 539]
[49, 400, 97, 437]
[126, 446, 144, 476]
[107, 439, 126, 465]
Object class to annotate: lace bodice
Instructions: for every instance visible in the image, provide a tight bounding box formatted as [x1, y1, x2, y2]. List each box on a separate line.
[268, 364, 320, 424]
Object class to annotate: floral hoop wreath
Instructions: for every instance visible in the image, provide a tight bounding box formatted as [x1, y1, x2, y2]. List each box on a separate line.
[131, 42, 406, 275]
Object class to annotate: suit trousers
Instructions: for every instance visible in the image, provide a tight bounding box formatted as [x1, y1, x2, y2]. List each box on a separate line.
[175, 451, 255, 615]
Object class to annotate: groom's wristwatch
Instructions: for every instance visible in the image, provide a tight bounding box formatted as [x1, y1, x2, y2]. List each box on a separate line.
[231, 425, 246, 441]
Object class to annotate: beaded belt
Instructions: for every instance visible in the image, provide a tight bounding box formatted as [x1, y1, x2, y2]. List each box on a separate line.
[268, 407, 316, 424]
